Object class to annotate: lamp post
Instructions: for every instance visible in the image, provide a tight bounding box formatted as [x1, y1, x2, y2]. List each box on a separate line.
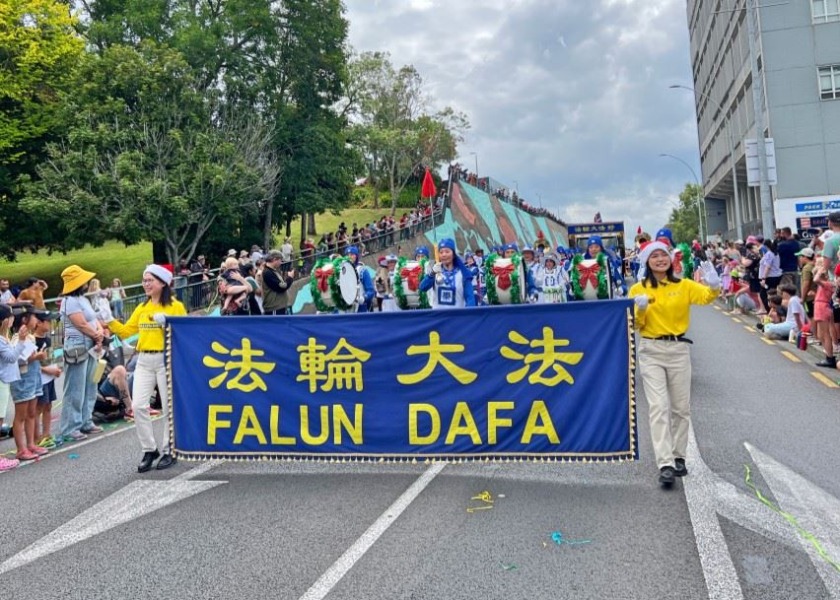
[670, 84, 742, 239]
[659, 153, 705, 242]
[469, 152, 478, 178]
[536, 193, 543, 209]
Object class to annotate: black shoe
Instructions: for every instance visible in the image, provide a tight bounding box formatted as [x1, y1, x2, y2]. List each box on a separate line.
[674, 458, 688, 477]
[659, 466, 675, 487]
[755, 323, 764, 331]
[156, 454, 177, 470]
[138, 450, 160, 473]
[816, 357, 837, 368]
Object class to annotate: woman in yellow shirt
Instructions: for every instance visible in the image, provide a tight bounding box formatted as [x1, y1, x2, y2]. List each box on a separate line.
[629, 241, 719, 488]
[107, 264, 186, 473]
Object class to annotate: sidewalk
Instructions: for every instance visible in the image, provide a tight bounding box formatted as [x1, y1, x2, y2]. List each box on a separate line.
[716, 297, 840, 376]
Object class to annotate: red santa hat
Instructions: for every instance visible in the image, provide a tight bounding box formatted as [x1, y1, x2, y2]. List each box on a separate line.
[638, 241, 672, 267]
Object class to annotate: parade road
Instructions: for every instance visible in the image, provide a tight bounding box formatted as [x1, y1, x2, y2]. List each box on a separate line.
[1, 304, 839, 600]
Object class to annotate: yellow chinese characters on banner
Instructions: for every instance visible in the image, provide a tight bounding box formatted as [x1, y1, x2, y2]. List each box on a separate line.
[397, 331, 478, 385]
[202, 338, 276, 392]
[501, 327, 584, 386]
[296, 337, 371, 393]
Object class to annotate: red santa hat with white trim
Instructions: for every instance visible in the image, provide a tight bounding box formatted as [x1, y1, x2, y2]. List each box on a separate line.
[637, 240, 672, 267]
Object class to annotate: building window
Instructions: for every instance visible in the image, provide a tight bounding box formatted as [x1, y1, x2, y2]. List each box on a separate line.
[819, 65, 840, 100]
[812, 0, 840, 23]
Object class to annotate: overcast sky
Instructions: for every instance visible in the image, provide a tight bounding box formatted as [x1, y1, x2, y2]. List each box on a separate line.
[344, 0, 701, 238]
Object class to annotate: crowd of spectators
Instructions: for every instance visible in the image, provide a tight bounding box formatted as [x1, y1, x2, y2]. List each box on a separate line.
[627, 221, 840, 369]
[447, 163, 567, 227]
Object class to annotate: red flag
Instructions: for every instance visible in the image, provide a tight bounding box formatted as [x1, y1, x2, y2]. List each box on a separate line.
[421, 168, 437, 199]
[637, 226, 642, 234]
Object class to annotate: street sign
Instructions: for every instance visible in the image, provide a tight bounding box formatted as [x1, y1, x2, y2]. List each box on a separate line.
[745, 138, 778, 187]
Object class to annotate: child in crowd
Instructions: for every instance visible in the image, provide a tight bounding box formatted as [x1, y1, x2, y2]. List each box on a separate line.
[765, 295, 785, 325]
[0, 305, 23, 471]
[109, 278, 126, 321]
[812, 257, 836, 368]
[34, 310, 61, 448]
[9, 307, 49, 461]
[758, 285, 807, 340]
[727, 274, 758, 314]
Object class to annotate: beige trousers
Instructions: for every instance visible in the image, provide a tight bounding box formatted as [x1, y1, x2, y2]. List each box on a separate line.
[132, 352, 171, 454]
[638, 338, 692, 469]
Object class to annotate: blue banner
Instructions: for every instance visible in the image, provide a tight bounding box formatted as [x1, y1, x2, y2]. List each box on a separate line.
[168, 301, 637, 462]
[567, 222, 625, 236]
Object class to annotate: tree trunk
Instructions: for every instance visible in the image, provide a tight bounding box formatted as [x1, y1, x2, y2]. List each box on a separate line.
[307, 212, 317, 236]
[262, 196, 275, 253]
[371, 153, 379, 209]
[299, 211, 307, 244]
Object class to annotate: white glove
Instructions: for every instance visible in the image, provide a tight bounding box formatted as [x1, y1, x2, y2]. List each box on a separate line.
[424, 261, 434, 276]
[699, 261, 721, 289]
[633, 295, 649, 310]
[530, 293, 540, 304]
[97, 303, 114, 323]
[152, 313, 167, 326]
[432, 262, 442, 275]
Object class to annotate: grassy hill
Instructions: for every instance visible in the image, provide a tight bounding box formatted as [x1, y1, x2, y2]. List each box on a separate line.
[0, 183, 433, 293]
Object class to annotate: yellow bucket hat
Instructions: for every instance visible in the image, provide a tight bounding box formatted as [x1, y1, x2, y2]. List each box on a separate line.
[61, 264, 96, 295]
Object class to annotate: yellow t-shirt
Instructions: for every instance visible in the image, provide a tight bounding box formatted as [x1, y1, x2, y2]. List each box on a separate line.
[108, 300, 187, 352]
[628, 278, 717, 338]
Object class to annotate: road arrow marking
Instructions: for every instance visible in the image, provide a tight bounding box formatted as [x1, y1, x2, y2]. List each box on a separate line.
[745, 443, 840, 597]
[0, 460, 226, 575]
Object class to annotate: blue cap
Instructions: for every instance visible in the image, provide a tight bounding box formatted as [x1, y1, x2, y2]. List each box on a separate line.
[655, 228, 674, 247]
[503, 242, 519, 253]
[438, 238, 456, 252]
[522, 245, 535, 255]
[414, 246, 430, 258]
[345, 245, 360, 257]
[586, 235, 604, 250]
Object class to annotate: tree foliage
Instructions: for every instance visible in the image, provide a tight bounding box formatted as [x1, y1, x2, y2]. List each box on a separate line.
[0, 0, 84, 257]
[348, 52, 469, 214]
[667, 183, 703, 244]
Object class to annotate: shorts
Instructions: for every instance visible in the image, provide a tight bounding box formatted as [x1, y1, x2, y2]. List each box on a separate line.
[10, 365, 41, 402]
[37, 380, 57, 405]
[814, 301, 833, 323]
[99, 378, 119, 399]
[833, 306, 840, 323]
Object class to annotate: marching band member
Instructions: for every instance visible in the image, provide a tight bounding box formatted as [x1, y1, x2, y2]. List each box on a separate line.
[538, 252, 569, 303]
[522, 246, 544, 301]
[501, 242, 540, 299]
[464, 252, 483, 306]
[345, 246, 375, 313]
[414, 246, 431, 262]
[584, 235, 627, 298]
[419, 238, 476, 309]
[629, 241, 720, 488]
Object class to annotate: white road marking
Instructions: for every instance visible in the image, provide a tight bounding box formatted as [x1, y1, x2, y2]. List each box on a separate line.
[745, 443, 840, 598]
[684, 426, 745, 600]
[298, 462, 446, 600]
[0, 460, 226, 574]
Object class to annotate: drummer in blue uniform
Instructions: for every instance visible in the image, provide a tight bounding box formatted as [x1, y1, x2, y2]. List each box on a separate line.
[345, 245, 375, 312]
[420, 238, 476, 309]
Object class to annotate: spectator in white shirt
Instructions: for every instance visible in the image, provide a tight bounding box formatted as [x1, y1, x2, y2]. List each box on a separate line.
[0, 279, 14, 304]
[759, 284, 806, 340]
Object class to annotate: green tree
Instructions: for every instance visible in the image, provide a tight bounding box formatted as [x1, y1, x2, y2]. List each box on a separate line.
[667, 183, 703, 244]
[0, 0, 84, 257]
[348, 52, 469, 215]
[22, 43, 280, 265]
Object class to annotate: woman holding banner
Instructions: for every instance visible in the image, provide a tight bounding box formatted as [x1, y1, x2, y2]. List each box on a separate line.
[629, 241, 720, 489]
[106, 265, 186, 473]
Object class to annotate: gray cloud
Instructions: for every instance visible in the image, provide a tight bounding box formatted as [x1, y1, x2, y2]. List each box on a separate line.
[345, 0, 702, 239]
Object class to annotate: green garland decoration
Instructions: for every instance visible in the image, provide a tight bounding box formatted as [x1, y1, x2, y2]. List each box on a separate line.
[570, 253, 609, 300]
[484, 253, 523, 305]
[329, 257, 354, 312]
[309, 257, 354, 312]
[393, 257, 431, 310]
[677, 242, 693, 280]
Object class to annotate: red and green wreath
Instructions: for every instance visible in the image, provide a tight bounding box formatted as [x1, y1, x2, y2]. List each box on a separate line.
[310, 257, 354, 312]
[570, 253, 609, 300]
[393, 257, 431, 310]
[484, 252, 523, 305]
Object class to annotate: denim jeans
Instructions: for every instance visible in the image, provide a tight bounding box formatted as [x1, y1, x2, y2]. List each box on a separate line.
[60, 354, 97, 436]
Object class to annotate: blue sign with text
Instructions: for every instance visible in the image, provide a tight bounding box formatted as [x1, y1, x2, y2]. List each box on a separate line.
[168, 301, 637, 462]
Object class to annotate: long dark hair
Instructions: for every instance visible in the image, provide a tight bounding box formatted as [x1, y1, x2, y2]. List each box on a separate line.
[143, 274, 173, 307]
[643, 261, 680, 289]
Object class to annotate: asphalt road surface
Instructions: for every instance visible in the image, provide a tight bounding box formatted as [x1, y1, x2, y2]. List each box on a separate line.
[1, 303, 839, 600]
